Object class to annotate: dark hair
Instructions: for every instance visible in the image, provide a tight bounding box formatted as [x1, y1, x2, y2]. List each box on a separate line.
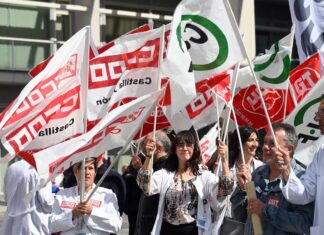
[73, 158, 98, 172]
[164, 130, 201, 175]
[321, 94, 324, 101]
[272, 122, 298, 157]
[228, 126, 262, 168]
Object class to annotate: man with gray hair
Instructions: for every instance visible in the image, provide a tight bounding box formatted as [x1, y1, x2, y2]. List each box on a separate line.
[231, 123, 314, 235]
[134, 130, 171, 235]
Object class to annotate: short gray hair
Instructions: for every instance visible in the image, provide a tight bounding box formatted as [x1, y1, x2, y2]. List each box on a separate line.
[272, 122, 298, 157]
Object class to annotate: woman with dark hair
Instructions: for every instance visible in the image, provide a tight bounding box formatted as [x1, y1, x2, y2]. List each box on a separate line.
[206, 126, 263, 233]
[137, 130, 233, 235]
[227, 126, 263, 172]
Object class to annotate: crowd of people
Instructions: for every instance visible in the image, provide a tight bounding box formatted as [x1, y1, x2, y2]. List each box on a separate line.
[0, 94, 323, 235]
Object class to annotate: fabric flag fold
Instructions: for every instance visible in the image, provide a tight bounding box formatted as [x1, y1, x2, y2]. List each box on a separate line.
[0, 26, 90, 157]
[32, 89, 165, 181]
[288, 0, 324, 70]
[289, 52, 321, 104]
[237, 30, 294, 89]
[284, 78, 324, 166]
[88, 25, 169, 121]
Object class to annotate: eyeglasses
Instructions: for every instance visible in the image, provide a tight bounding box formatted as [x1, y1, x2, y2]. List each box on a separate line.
[177, 143, 194, 149]
[315, 109, 324, 117]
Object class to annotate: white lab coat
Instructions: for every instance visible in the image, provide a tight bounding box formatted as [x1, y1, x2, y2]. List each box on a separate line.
[281, 145, 324, 235]
[1, 160, 54, 235]
[140, 168, 227, 235]
[50, 185, 122, 235]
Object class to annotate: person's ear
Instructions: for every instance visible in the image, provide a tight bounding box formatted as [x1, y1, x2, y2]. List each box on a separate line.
[287, 145, 295, 157]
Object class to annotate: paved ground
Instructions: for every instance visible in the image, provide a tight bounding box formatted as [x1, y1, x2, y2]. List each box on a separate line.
[0, 194, 129, 235]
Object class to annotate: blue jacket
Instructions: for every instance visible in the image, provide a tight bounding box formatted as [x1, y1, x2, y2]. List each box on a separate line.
[231, 159, 314, 235]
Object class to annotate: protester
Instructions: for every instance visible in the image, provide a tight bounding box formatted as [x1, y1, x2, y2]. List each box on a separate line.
[1, 159, 54, 235]
[279, 94, 324, 235]
[50, 158, 122, 234]
[62, 154, 126, 216]
[135, 131, 171, 235]
[137, 130, 233, 235]
[207, 126, 263, 234]
[231, 123, 314, 235]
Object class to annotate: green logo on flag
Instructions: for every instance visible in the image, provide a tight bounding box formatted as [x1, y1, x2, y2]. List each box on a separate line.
[177, 15, 228, 71]
[254, 42, 290, 84]
[294, 96, 321, 126]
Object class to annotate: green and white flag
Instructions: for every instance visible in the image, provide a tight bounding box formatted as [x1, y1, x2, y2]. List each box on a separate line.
[173, 0, 245, 82]
[285, 78, 324, 166]
[237, 29, 294, 89]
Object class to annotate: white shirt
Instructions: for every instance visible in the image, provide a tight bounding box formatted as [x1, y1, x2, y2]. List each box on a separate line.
[1, 160, 54, 235]
[50, 185, 122, 235]
[138, 168, 227, 235]
[281, 145, 324, 235]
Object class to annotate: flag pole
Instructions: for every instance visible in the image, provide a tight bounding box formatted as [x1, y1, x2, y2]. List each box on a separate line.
[148, 24, 166, 194]
[223, 1, 263, 234]
[284, 24, 295, 120]
[85, 88, 166, 203]
[223, 0, 278, 149]
[78, 26, 91, 231]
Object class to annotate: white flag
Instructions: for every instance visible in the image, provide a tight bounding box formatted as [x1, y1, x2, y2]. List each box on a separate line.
[289, 0, 324, 70]
[33, 89, 164, 180]
[0, 26, 90, 156]
[88, 26, 168, 121]
[237, 30, 294, 89]
[285, 78, 324, 166]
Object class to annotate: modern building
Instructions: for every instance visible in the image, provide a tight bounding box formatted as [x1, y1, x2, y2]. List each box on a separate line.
[0, 0, 293, 191]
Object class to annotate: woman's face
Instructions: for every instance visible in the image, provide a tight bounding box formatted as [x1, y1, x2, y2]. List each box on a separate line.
[243, 132, 259, 158]
[176, 142, 194, 162]
[75, 161, 96, 190]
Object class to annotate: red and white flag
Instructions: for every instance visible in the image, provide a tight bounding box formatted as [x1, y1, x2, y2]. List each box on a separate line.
[32, 89, 165, 180]
[88, 26, 169, 121]
[0, 26, 90, 157]
[199, 123, 220, 165]
[289, 52, 321, 104]
[98, 24, 152, 54]
[164, 76, 227, 133]
[232, 85, 295, 130]
[28, 36, 98, 79]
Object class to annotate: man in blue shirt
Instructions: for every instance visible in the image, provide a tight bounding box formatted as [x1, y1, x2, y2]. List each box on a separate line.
[231, 123, 314, 235]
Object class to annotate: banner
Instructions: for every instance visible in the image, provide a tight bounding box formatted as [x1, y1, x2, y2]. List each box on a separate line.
[0, 26, 90, 156]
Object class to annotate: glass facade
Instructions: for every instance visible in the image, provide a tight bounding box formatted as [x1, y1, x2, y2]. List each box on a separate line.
[0, 5, 50, 70]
